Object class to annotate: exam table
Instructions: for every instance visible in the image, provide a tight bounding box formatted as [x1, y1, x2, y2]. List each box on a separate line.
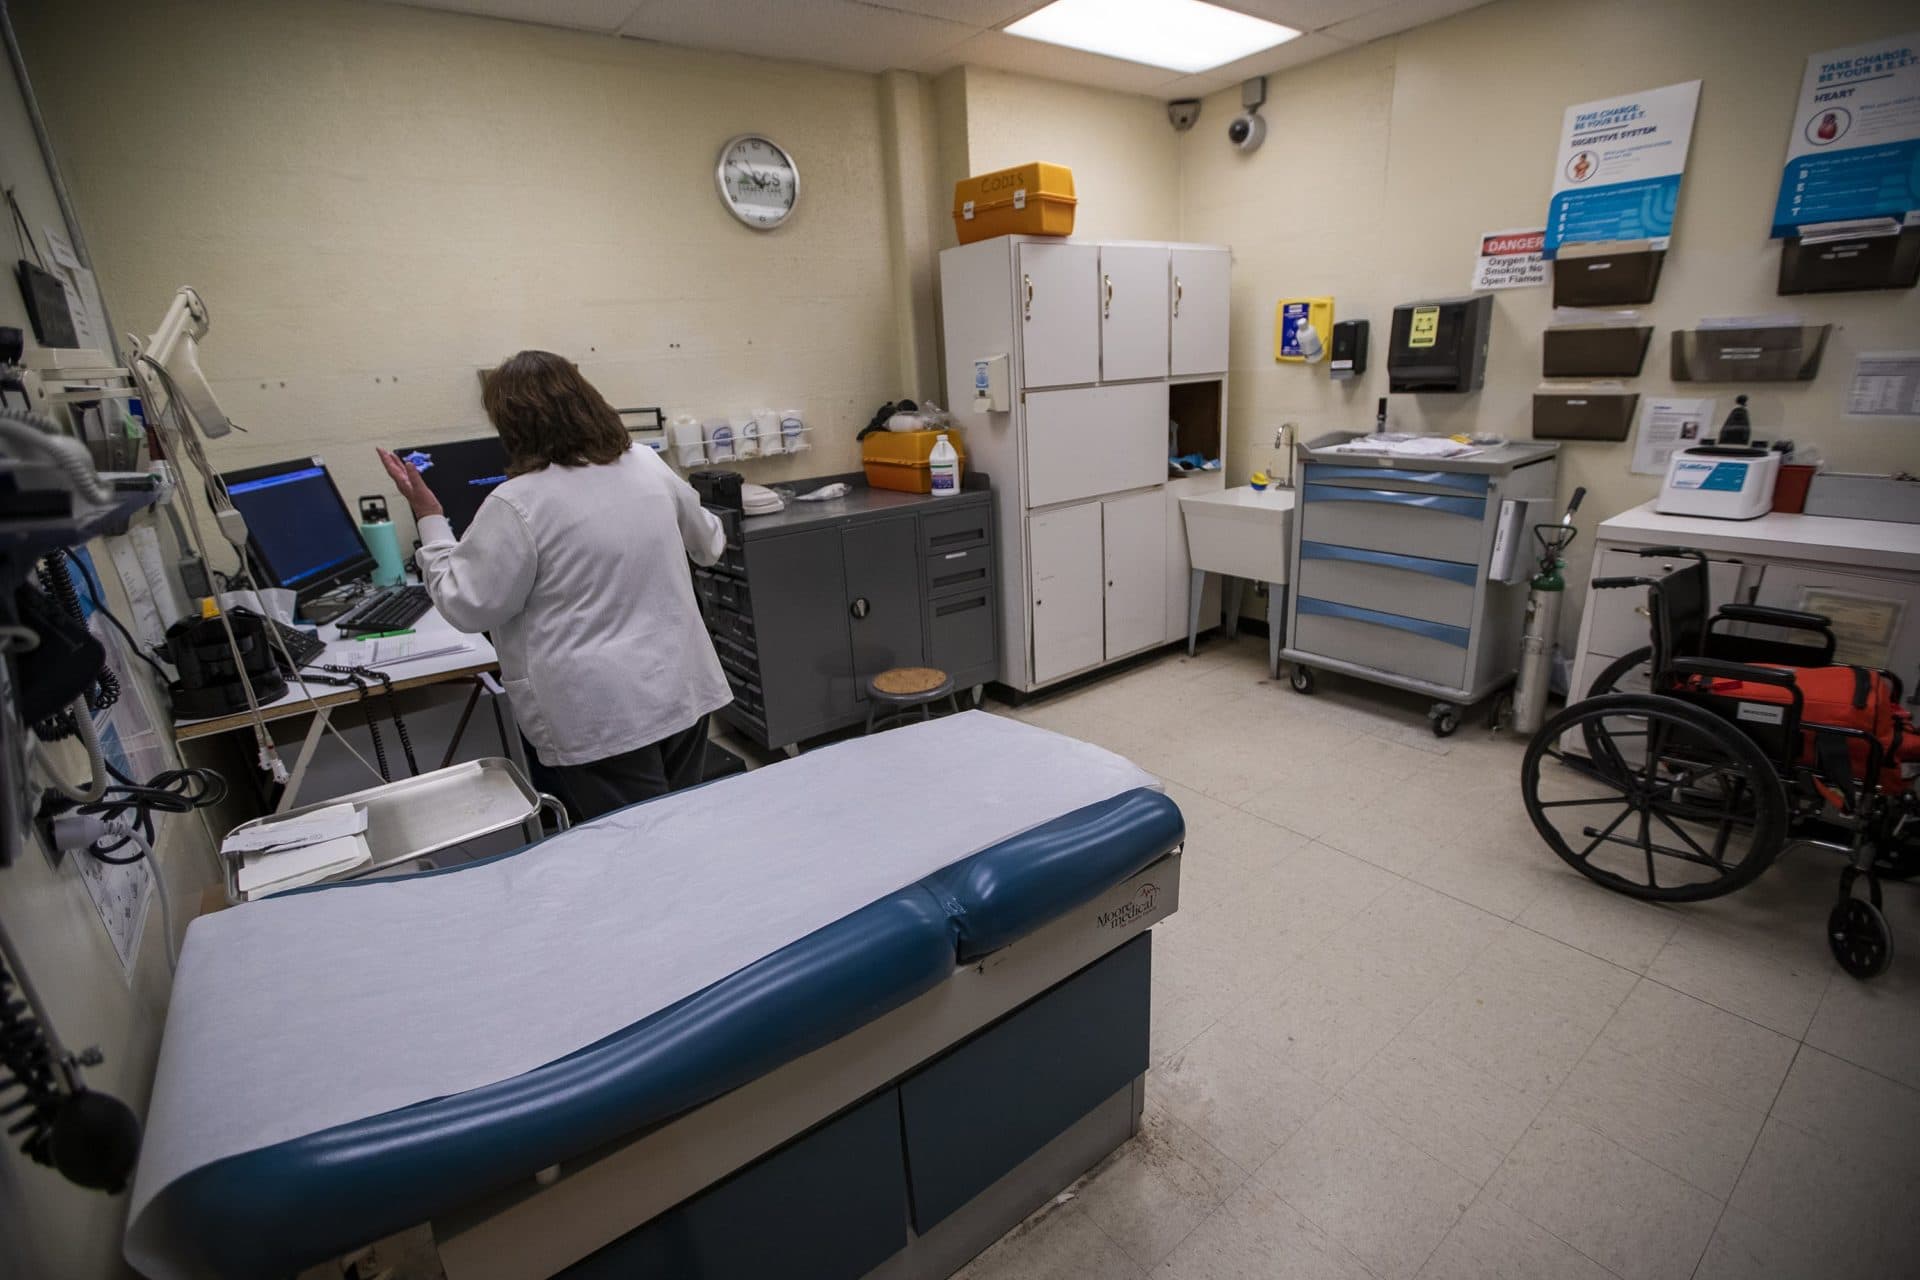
[126, 713, 1185, 1280]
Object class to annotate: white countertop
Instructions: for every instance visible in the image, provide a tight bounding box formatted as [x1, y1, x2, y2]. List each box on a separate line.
[1598, 501, 1920, 575]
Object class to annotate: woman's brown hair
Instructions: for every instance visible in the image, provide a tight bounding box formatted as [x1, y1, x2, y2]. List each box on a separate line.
[482, 350, 629, 476]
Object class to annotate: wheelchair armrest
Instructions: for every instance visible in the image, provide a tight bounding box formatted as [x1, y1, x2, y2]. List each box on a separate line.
[1669, 657, 1796, 688]
[1714, 603, 1832, 631]
[1591, 576, 1653, 590]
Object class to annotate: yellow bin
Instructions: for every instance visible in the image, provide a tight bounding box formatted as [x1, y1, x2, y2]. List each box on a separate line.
[952, 162, 1076, 245]
[863, 428, 967, 494]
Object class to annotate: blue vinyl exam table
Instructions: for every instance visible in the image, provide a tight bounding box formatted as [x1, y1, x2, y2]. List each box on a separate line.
[126, 713, 1184, 1280]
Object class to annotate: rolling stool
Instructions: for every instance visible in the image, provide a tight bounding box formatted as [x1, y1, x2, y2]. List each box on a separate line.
[865, 667, 960, 734]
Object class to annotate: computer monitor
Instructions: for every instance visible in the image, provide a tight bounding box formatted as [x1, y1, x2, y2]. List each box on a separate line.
[392, 436, 510, 536]
[221, 456, 376, 606]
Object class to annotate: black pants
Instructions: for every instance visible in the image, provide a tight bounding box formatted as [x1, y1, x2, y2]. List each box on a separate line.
[549, 715, 710, 821]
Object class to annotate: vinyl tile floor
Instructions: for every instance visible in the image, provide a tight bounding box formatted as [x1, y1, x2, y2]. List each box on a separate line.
[960, 635, 1920, 1280]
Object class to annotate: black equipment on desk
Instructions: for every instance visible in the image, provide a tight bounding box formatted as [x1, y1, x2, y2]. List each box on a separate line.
[392, 436, 511, 536]
[259, 614, 325, 671]
[333, 583, 431, 636]
[164, 610, 288, 719]
[220, 456, 376, 612]
[690, 469, 744, 512]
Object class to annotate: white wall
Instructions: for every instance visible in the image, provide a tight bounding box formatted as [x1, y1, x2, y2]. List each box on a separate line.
[958, 66, 1183, 246]
[17, 0, 925, 546]
[1177, 0, 1920, 622]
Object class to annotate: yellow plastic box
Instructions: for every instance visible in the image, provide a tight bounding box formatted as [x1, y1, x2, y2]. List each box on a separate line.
[862, 428, 967, 494]
[952, 163, 1076, 245]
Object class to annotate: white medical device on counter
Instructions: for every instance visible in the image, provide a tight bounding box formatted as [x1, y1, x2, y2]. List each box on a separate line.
[1656, 445, 1781, 521]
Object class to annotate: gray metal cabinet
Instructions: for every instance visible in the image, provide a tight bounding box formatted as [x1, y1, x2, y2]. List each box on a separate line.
[844, 518, 925, 712]
[700, 487, 999, 752]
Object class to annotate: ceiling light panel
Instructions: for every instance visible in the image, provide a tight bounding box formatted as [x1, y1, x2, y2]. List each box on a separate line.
[1005, 0, 1300, 74]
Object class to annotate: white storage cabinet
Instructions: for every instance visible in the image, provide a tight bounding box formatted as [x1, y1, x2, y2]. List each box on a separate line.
[940, 236, 1231, 692]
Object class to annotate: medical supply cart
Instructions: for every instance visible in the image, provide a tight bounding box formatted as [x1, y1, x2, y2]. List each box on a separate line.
[1283, 432, 1559, 735]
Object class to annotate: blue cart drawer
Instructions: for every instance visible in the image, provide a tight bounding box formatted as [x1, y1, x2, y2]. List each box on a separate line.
[1296, 542, 1477, 629]
[900, 933, 1150, 1233]
[1303, 464, 1491, 496]
[1299, 485, 1486, 565]
[1293, 597, 1469, 690]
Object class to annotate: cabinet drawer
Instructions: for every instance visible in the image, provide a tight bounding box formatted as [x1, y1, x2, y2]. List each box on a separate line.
[1302, 465, 1490, 498]
[922, 503, 992, 555]
[1587, 550, 1744, 658]
[1299, 484, 1486, 565]
[926, 588, 996, 677]
[1292, 597, 1469, 690]
[1296, 542, 1477, 628]
[695, 570, 751, 617]
[926, 544, 994, 598]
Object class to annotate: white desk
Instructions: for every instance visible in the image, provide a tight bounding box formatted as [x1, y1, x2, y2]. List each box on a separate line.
[173, 606, 517, 810]
[1180, 486, 1296, 677]
[1570, 501, 1920, 704]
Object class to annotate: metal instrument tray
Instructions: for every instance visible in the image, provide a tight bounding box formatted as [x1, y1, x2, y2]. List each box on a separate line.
[223, 757, 562, 902]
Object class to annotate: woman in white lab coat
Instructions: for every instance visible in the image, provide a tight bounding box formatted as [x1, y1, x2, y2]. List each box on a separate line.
[376, 350, 731, 819]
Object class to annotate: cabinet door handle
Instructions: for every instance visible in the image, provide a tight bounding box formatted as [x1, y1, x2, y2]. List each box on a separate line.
[1173, 277, 1182, 317]
[1103, 273, 1113, 319]
[1023, 274, 1033, 321]
[850, 597, 870, 620]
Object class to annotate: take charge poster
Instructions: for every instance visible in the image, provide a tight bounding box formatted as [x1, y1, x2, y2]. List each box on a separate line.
[1544, 81, 1702, 259]
[1772, 32, 1920, 236]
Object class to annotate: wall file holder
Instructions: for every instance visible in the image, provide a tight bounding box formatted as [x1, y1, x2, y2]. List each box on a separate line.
[1541, 326, 1653, 378]
[1778, 227, 1920, 295]
[1551, 247, 1665, 307]
[1670, 325, 1830, 382]
[1532, 390, 1638, 442]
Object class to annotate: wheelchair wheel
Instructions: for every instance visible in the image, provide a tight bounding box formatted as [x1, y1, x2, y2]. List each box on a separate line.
[1522, 693, 1788, 902]
[1829, 898, 1892, 979]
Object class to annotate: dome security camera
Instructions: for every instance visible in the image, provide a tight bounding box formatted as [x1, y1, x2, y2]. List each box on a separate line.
[1227, 111, 1267, 152]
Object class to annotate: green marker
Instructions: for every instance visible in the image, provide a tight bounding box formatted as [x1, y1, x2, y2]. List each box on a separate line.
[363, 628, 415, 640]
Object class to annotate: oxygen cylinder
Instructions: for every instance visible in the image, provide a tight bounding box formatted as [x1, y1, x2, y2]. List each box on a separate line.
[1512, 571, 1563, 735]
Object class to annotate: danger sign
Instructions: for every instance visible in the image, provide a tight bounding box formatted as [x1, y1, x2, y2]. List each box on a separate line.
[1472, 226, 1548, 290]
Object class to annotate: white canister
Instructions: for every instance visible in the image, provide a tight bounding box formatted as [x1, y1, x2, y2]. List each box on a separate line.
[779, 408, 809, 453]
[703, 418, 736, 462]
[753, 409, 783, 456]
[669, 416, 705, 468]
[735, 411, 761, 459]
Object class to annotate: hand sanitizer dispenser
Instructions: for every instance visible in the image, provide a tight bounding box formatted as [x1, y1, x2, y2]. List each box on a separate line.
[972, 354, 1010, 413]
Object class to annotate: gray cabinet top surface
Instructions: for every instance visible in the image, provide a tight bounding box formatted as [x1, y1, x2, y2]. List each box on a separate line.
[1300, 432, 1558, 476]
[735, 476, 991, 541]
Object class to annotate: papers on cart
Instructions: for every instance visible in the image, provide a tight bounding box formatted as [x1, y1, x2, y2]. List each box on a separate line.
[1330, 433, 1482, 459]
[224, 805, 373, 899]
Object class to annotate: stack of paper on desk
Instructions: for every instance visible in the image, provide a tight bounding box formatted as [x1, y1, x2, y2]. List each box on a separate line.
[225, 804, 373, 898]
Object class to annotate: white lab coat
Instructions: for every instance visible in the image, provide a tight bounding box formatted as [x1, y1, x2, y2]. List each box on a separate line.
[415, 445, 731, 767]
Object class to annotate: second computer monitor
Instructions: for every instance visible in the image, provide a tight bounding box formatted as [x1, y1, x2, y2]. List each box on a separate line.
[394, 436, 510, 536]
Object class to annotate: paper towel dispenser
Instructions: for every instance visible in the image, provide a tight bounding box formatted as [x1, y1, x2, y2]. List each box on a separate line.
[1387, 294, 1491, 393]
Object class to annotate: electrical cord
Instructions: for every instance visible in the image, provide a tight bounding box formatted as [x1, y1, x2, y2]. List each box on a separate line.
[33, 549, 119, 734]
[369, 669, 419, 776]
[0, 944, 61, 1168]
[64, 545, 172, 680]
[58, 759, 227, 866]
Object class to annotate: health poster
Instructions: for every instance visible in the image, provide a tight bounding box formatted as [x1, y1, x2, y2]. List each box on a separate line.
[1772, 32, 1920, 236]
[1545, 81, 1701, 259]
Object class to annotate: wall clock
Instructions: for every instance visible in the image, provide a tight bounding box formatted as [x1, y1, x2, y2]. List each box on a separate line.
[715, 134, 798, 230]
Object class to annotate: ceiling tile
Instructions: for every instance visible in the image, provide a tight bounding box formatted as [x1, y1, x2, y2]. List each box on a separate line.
[1322, 0, 1490, 45]
[1210, 1, 1400, 33]
[861, 0, 1044, 25]
[918, 29, 1198, 94]
[620, 0, 976, 74]
[1156, 30, 1349, 98]
[377, 0, 643, 34]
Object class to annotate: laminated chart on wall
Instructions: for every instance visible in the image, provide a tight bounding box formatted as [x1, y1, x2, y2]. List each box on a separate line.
[1544, 81, 1701, 258]
[1772, 32, 1920, 237]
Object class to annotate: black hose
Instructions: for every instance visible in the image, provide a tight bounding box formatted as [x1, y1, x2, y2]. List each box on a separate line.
[0, 953, 60, 1169]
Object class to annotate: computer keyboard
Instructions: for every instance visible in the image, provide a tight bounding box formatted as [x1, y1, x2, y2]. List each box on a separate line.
[333, 584, 433, 636]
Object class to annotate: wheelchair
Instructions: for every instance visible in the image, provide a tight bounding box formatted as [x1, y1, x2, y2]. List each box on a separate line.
[1519, 547, 1919, 979]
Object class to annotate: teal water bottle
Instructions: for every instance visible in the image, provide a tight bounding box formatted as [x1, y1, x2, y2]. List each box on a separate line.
[359, 495, 405, 586]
